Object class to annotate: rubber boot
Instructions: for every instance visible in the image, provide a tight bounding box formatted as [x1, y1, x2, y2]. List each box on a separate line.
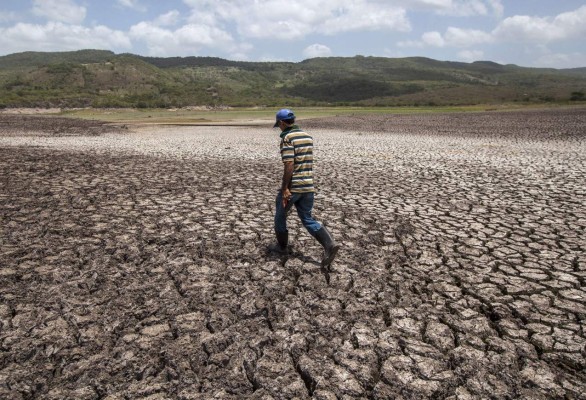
[314, 226, 340, 268]
[269, 230, 288, 254]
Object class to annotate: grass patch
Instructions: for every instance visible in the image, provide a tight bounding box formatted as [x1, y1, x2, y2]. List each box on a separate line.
[56, 103, 577, 125]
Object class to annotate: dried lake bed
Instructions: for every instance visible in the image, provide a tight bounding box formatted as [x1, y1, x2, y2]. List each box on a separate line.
[1, 108, 585, 399]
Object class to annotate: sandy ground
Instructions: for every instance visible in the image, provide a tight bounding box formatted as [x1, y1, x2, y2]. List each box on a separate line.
[0, 108, 63, 115]
[0, 109, 585, 399]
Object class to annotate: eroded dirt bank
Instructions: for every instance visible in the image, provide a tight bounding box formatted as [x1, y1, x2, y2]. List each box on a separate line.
[1, 109, 585, 399]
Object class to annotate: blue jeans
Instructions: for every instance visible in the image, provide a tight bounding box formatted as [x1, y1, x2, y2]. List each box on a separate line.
[275, 191, 322, 236]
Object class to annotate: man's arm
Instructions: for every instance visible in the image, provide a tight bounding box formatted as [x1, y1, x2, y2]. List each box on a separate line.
[281, 161, 294, 207]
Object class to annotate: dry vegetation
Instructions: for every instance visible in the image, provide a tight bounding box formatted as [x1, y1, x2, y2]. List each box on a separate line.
[1, 108, 585, 399]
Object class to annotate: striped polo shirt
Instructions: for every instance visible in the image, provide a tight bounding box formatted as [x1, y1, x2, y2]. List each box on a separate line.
[280, 125, 314, 193]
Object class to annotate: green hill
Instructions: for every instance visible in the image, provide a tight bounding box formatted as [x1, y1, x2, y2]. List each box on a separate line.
[0, 50, 116, 69]
[0, 50, 584, 108]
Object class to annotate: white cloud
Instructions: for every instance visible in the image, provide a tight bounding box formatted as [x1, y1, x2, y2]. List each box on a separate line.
[128, 22, 175, 54]
[129, 21, 242, 57]
[32, 0, 86, 24]
[535, 52, 586, 69]
[494, 16, 555, 42]
[303, 44, 332, 58]
[486, 0, 503, 18]
[319, 4, 410, 35]
[154, 10, 181, 27]
[444, 27, 492, 47]
[493, 5, 586, 43]
[0, 22, 131, 55]
[408, 0, 452, 8]
[186, 9, 221, 27]
[421, 31, 445, 47]
[439, 0, 487, 16]
[175, 24, 234, 48]
[242, 19, 310, 40]
[530, 45, 586, 69]
[458, 49, 484, 62]
[116, 0, 147, 12]
[182, 0, 411, 40]
[404, 27, 492, 48]
[399, 5, 584, 60]
[400, 0, 501, 17]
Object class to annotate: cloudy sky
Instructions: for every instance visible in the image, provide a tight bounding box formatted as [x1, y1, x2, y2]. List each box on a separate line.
[1, 0, 585, 68]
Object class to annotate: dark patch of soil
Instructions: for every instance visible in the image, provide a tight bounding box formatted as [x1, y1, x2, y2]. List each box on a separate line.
[303, 107, 586, 140]
[0, 114, 123, 137]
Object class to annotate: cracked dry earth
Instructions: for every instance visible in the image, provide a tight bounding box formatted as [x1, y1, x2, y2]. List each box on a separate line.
[0, 108, 585, 399]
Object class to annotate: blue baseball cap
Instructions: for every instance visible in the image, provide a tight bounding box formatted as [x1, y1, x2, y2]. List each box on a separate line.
[273, 108, 295, 127]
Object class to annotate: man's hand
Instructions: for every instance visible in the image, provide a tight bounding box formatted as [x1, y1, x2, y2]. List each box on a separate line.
[282, 188, 292, 208]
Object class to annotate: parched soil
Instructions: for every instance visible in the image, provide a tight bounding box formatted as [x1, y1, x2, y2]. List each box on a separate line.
[1, 109, 585, 399]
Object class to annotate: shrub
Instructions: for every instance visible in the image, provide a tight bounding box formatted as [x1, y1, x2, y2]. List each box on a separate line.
[46, 63, 76, 74]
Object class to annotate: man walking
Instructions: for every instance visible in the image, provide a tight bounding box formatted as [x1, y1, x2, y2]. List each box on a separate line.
[272, 108, 340, 268]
